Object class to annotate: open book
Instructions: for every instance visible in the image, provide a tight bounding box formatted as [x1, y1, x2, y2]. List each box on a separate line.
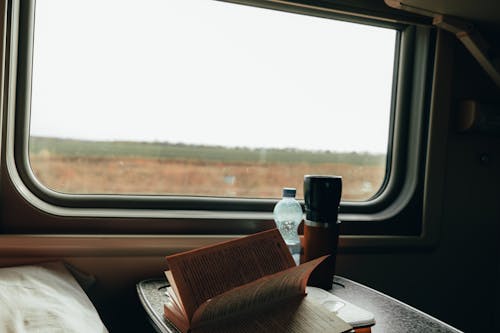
[163, 228, 353, 333]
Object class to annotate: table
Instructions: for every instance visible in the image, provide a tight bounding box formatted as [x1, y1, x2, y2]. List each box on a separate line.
[136, 276, 463, 333]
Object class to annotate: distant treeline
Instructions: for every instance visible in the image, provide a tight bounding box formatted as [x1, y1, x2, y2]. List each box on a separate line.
[29, 136, 386, 166]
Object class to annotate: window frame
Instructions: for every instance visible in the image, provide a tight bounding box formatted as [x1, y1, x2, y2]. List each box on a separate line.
[2, 0, 435, 237]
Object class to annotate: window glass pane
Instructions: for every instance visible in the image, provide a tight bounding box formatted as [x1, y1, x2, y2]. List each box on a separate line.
[29, 0, 396, 201]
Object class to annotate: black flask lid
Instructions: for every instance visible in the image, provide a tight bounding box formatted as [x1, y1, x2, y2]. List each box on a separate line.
[304, 175, 342, 223]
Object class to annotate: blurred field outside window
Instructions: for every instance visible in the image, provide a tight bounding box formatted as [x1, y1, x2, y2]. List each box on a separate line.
[29, 0, 396, 201]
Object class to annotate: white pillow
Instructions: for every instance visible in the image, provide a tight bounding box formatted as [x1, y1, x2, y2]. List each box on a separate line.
[0, 262, 108, 333]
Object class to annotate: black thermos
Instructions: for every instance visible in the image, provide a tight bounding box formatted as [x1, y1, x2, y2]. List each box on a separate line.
[303, 175, 342, 290]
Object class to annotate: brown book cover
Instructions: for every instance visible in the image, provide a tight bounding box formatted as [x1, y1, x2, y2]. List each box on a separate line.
[163, 228, 353, 333]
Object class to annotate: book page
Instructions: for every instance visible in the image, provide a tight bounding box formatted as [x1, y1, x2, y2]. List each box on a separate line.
[166, 287, 183, 315]
[166, 229, 295, 320]
[191, 256, 328, 328]
[164, 294, 190, 333]
[192, 297, 352, 333]
[164, 270, 186, 317]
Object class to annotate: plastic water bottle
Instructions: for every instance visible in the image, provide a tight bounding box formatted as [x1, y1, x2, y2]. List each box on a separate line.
[273, 188, 303, 265]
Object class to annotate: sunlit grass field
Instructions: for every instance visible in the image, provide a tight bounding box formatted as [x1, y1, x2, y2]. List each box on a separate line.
[29, 137, 387, 200]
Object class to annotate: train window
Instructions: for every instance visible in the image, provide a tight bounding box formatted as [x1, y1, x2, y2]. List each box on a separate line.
[27, 0, 396, 202]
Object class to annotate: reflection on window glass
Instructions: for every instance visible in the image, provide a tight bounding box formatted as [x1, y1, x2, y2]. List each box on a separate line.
[29, 0, 396, 200]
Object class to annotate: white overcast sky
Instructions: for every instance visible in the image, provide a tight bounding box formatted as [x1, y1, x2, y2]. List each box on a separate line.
[30, 0, 396, 153]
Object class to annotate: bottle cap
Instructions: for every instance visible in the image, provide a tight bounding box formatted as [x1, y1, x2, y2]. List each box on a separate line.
[282, 188, 296, 198]
[304, 175, 342, 223]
